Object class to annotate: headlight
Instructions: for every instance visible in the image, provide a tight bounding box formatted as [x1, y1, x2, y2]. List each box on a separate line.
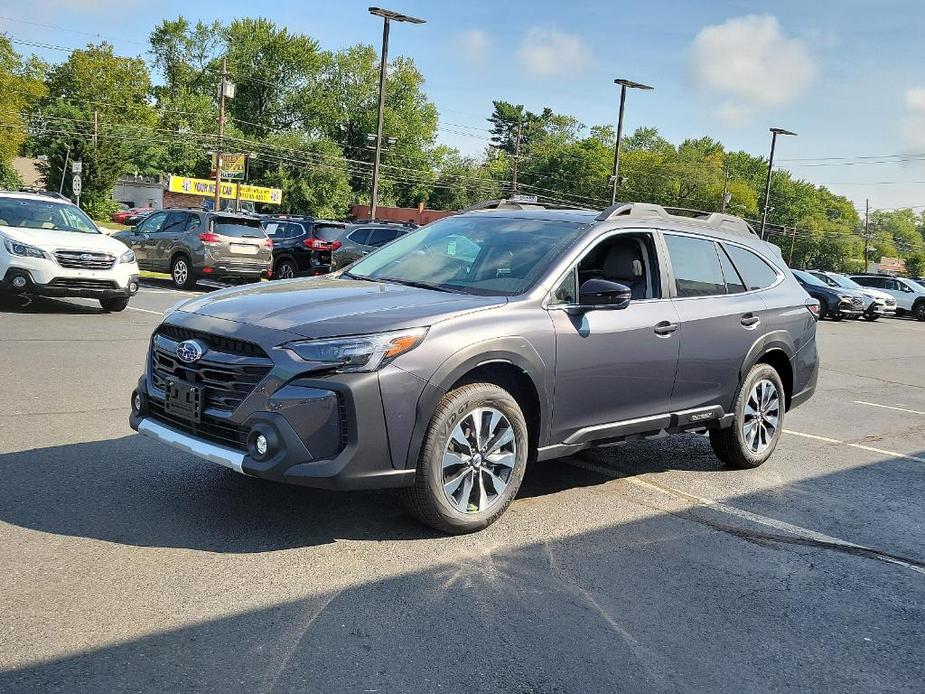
[285, 327, 428, 373]
[119, 249, 136, 264]
[838, 294, 855, 302]
[3, 237, 46, 259]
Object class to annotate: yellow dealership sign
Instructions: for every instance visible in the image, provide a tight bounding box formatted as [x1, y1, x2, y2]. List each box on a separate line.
[168, 176, 282, 205]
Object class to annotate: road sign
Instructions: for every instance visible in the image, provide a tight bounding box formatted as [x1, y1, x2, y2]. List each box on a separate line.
[71, 174, 82, 197]
[72, 161, 82, 174]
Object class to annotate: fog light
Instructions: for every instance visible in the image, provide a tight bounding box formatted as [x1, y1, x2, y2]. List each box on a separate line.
[255, 433, 268, 456]
[11, 275, 27, 289]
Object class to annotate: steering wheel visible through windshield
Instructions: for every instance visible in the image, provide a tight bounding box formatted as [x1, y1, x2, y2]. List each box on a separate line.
[345, 215, 588, 296]
[0, 197, 99, 234]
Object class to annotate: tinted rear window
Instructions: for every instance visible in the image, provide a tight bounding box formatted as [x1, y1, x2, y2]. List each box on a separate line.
[724, 244, 779, 290]
[313, 224, 346, 241]
[214, 217, 265, 238]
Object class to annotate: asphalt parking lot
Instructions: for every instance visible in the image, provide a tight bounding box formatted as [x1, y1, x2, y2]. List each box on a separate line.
[1, 286, 923, 693]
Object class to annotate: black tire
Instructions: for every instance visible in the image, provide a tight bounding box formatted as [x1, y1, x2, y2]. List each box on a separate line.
[709, 363, 785, 469]
[171, 254, 196, 290]
[402, 382, 529, 534]
[829, 312, 844, 321]
[275, 259, 297, 280]
[818, 300, 829, 320]
[863, 313, 879, 321]
[99, 296, 129, 312]
[914, 302, 925, 322]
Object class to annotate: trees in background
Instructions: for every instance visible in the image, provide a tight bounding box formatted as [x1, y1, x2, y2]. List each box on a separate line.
[2, 16, 923, 272]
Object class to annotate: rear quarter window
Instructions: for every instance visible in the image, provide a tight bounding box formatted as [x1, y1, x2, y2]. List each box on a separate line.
[723, 244, 779, 290]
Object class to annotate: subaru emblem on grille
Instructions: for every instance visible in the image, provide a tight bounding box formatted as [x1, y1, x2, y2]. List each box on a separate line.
[176, 339, 207, 364]
[80, 253, 93, 261]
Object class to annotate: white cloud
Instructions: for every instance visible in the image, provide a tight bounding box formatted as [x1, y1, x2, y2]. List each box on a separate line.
[902, 88, 925, 150]
[455, 29, 490, 64]
[517, 27, 589, 79]
[692, 15, 817, 124]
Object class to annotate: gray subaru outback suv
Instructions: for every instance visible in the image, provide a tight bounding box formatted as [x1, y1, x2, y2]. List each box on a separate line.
[130, 201, 819, 533]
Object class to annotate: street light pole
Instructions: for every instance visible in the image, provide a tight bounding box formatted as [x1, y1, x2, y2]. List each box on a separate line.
[759, 127, 797, 239]
[368, 7, 425, 221]
[610, 78, 653, 205]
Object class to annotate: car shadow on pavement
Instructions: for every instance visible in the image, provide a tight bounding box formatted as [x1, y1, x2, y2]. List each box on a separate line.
[0, 432, 732, 553]
[0, 294, 105, 314]
[1, 452, 924, 694]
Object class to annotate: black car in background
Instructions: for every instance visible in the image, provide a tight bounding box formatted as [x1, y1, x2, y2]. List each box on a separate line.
[260, 216, 347, 278]
[330, 221, 415, 271]
[792, 269, 864, 320]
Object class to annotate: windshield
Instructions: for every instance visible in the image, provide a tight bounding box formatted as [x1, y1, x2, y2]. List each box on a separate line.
[810, 272, 840, 287]
[347, 215, 588, 296]
[793, 269, 828, 288]
[0, 197, 99, 234]
[214, 217, 265, 238]
[826, 273, 863, 290]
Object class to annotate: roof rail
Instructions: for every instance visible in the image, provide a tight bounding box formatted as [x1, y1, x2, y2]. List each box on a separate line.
[596, 202, 756, 236]
[13, 187, 70, 202]
[461, 198, 589, 213]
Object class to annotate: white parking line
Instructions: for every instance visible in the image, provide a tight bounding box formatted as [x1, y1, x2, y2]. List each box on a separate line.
[126, 306, 164, 316]
[563, 457, 925, 576]
[854, 400, 925, 416]
[783, 429, 925, 463]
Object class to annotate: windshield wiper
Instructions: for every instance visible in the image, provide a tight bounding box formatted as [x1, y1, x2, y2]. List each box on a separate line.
[375, 277, 460, 293]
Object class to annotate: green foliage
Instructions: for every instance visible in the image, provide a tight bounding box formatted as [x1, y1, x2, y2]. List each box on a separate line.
[0, 160, 23, 189]
[0, 35, 46, 162]
[904, 252, 925, 278]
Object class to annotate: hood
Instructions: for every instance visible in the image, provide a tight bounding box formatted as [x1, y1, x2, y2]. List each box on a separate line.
[175, 276, 507, 338]
[857, 287, 892, 301]
[0, 225, 128, 255]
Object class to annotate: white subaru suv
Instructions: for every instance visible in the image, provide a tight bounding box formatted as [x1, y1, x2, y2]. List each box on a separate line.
[0, 190, 140, 311]
[850, 273, 925, 321]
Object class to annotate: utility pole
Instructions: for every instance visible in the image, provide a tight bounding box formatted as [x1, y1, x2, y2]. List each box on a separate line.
[721, 166, 730, 212]
[93, 110, 98, 151]
[760, 127, 797, 239]
[214, 56, 229, 211]
[789, 226, 798, 265]
[511, 119, 523, 195]
[368, 7, 426, 221]
[610, 79, 654, 205]
[863, 198, 870, 270]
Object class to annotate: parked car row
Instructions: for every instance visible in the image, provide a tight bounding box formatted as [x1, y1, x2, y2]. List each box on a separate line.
[791, 267, 925, 322]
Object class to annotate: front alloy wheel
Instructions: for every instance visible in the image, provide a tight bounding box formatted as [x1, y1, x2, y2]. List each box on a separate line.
[441, 407, 516, 514]
[404, 383, 528, 533]
[171, 256, 195, 290]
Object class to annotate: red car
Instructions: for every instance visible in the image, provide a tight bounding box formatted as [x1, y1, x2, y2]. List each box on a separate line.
[111, 207, 153, 224]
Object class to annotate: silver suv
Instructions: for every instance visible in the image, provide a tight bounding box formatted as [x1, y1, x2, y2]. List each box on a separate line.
[130, 201, 819, 533]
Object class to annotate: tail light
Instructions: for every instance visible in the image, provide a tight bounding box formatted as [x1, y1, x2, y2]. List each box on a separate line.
[303, 237, 315, 249]
[805, 298, 821, 320]
[264, 238, 273, 249]
[199, 232, 221, 244]
[330, 240, 342, 251]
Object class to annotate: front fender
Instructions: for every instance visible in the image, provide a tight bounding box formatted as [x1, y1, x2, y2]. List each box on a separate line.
[401, 336, 550, 470]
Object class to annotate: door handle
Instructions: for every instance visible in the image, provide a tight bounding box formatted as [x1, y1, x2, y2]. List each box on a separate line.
[741, 314, 761, 328]
[654, 321, 679, 336]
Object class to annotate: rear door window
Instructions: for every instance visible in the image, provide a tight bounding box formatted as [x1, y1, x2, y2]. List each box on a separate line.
[717, 244, 746, 294]
[161, 212, 188, 234]
[665, 234, 726, 297]
[137, 212, 166, 234]
[348, 228, 373, 245]
[367, 228, 400, 247]
[723, 244, 779, 290]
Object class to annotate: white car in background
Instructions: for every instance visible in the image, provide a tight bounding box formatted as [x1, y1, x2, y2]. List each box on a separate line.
[809, 270, 896, 321]
[850, 274, 925, 321]
[0, 190, 140, 312]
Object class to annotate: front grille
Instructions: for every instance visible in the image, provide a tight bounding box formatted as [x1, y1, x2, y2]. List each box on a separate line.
[147, 399, 248, 451]
[54, 250, 115, 270]
[885, 298, 896, 307]
[48, 277, 118, 290]
[156, 325, 267, 358]
[848, 297, 864, 309]
[151, 330, 273, 411]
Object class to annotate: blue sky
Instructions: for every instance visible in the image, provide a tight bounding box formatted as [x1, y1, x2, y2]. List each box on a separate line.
[5, 0, 925, 212]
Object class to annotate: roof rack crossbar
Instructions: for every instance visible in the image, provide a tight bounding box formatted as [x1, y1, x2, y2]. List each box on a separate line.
[596, 202, 756, 236]
[461, 198, 591, 213]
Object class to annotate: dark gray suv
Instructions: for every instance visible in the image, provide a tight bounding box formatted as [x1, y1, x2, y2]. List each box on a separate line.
[114, 209, 272, 289]
[129, 202, 819, 533]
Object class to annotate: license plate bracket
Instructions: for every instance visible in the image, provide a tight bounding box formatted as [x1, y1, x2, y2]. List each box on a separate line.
[165, 380, 204, 423]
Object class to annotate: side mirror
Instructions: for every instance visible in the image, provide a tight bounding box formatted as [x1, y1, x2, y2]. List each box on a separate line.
[579, 278, 632, 310]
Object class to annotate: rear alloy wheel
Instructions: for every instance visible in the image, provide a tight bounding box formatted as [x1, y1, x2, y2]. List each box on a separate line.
[914, 302, 925, 322]
[275, 259, 296, 280]
[403, 383, 528, 534]
[171, 255, 195, 290]
[710, 363, 784, 469]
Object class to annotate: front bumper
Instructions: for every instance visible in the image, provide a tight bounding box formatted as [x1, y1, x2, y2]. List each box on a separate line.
[834, 299, 864, 317]
[129, 320, 421, 489]
[2, 267, 140, 299]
